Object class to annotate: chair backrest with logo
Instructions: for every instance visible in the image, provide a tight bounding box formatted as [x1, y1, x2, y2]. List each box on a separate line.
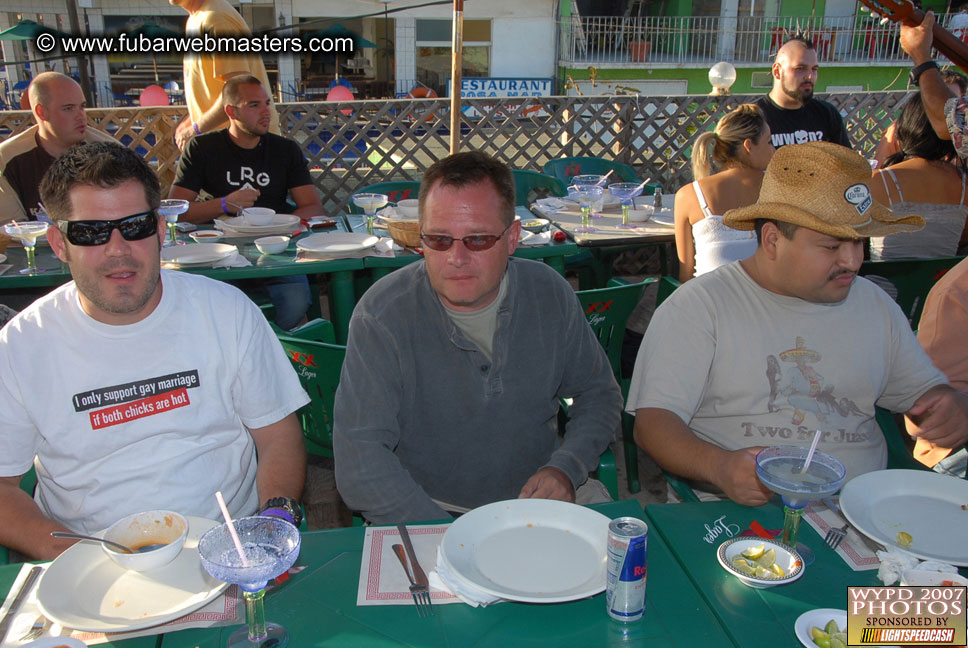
[276, 336, 346, 458]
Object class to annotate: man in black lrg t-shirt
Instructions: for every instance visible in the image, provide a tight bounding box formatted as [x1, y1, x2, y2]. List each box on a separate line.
[754, 37, 851, 150]
[169, 75, 324, 329]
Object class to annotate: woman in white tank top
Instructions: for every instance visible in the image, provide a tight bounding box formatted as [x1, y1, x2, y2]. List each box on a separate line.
[673, 104, 774, 281]
[869, 92, 968, 260]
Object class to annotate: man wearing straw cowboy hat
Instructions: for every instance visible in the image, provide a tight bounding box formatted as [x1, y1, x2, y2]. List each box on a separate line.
[627, 141, 968, 505]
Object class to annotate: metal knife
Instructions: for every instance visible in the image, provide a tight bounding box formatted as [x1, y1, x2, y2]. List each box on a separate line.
[823, 497, 885, 553]
[396, 524, 429, 587]
[0, 565, 42, 642]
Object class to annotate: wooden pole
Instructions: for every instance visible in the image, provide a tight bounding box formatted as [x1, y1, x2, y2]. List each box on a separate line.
[65, 0, 93, 106]
[449, 0, 463, 154]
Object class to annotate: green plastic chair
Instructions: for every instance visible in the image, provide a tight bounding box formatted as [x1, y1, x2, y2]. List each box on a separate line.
[275, 336, 347, 458]
[511, 169, 566, 206]
[269, 317, 336, 344]
[859, 256, 965, 329]
[543, 157, 639, 184]
[575, 277, 654, 495]
[1, 466, 37, 564]
[347, 181, 421, 213]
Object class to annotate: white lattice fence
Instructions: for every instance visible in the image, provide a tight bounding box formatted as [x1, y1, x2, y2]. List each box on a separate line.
[0, 92, 907, 216]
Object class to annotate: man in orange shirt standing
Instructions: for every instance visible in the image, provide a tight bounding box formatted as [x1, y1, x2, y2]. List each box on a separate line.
[170, 0, 280, 150]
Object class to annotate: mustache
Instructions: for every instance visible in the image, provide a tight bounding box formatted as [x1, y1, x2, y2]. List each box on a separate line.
[828, 269, 855, 281]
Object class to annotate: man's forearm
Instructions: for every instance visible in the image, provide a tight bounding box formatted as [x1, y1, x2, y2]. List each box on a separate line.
[250, 415, 307, 504]
[0, 480, 76, 560]
[634, 408, 729, 485]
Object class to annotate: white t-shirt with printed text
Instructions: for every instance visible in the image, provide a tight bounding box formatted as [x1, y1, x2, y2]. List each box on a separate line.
[0, 270, 309, 534]
[627, 261, 946, 485]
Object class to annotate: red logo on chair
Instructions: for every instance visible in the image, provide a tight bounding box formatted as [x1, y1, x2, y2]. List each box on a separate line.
[584, 300, 613, 314]
[288, 351, 317, 368]
[565, 164, 582, 177]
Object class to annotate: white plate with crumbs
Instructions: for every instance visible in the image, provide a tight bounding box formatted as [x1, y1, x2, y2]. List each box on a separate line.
[439, 499, 610, 603]
[36, 517, 228, 632]
[839, 470, 968, 565]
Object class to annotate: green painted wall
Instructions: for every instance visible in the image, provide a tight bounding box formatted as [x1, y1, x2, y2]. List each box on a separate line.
[561, 64, 908, 94]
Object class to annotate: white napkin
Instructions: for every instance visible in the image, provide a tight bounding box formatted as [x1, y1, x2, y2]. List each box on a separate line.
[372, 238, 397, 257]
[535, 197, 567, 211]
[518, 230, 552, 246]
[212, 252, 251, 268]
[377, 206, 400, 220]
[429, 546, 504, 608]
[877, 552, 959, 585]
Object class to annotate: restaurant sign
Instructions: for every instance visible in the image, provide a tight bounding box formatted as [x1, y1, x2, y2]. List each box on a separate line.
[446, 77, 553, 119]
[848, 586, 966, 645]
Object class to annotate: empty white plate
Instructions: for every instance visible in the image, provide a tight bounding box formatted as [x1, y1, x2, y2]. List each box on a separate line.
[440, 499, 610, 603]
[297, 232, 379, 255]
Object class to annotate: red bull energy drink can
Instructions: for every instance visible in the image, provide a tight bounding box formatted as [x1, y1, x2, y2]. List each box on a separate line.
[606, 517, 647, 622]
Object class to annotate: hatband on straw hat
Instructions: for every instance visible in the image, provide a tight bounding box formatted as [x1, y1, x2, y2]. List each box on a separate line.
[722, 141, 924, 239]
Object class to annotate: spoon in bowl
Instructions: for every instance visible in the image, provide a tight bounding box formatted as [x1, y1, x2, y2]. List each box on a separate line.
[50, 531, 135, 554]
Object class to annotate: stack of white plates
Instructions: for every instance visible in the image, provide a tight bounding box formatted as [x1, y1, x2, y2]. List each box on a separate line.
[217, 214, 301, 236]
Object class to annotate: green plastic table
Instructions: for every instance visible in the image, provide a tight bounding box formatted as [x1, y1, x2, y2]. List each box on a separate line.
[645, 499, 890, 647]
[160, 500, 735, 647]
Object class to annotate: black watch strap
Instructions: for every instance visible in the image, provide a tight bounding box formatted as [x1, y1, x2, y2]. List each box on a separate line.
[260, 496, 303, 527]
[910, 60, 939, 87]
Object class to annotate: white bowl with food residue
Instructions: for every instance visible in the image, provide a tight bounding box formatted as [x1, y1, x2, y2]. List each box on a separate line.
[102, 510, 188, 572]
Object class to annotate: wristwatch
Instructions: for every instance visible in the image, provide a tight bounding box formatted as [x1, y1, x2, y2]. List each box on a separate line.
[259, 496, 303, 528]
[910, 60, 939, 87]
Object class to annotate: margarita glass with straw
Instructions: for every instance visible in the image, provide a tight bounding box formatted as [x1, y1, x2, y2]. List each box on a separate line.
[4, 221, 49, 274]
[198, 516, 301, 648]
[568, 184, 603, 233]
[755, 445, 845, 565]
[352, 193, 389, 235]
[158, 199, 189, 247]
[608, 182, 645, 228]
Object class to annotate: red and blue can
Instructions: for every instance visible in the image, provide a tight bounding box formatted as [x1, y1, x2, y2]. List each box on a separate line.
[606, 517, 648, 622]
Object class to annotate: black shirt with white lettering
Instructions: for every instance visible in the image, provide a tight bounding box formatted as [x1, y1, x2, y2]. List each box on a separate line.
[173, 129, 313, 213]
[754, 95, 851, 150]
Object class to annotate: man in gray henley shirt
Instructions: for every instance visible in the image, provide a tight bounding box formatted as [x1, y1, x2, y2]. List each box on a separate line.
[333, 152, 622, 523]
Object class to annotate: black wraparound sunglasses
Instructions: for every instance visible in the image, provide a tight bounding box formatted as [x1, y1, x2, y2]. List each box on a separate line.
[420, 221, 514, 252]
[56, 211, 159, 246]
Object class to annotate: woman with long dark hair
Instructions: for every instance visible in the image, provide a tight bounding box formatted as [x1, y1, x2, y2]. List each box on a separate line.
[870, 92, 968, 259]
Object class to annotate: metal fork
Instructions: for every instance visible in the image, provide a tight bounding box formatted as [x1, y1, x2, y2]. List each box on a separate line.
[822, 497, 884, 553]
[18, 614, 49, 642]
[391, 544, 433, 616]
[824, 522, 849, 550]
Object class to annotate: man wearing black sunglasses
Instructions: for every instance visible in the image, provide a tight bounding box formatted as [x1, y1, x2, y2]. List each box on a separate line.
[333, 152, 622, 524]
[0, 142, 309, 559]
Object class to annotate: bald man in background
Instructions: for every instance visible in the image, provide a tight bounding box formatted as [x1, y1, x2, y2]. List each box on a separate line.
[0, 72, 115, 224]
[755, 37, 851, 150]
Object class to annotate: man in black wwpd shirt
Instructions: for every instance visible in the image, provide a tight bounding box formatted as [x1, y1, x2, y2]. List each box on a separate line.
[170, 75, 324, 329]
[754, 37, 851, 150]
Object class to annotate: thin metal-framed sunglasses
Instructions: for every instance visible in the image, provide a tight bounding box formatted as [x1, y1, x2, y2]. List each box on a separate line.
[56, 211, 159, 246]
[419, 221, 514, 252]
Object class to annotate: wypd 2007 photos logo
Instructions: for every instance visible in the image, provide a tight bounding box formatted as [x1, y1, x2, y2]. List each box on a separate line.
[849, 585, 967, 645]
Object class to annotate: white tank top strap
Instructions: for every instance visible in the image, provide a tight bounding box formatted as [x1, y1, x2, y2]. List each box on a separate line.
[692, 180, 713, 219]
[881, 168, 903, 204]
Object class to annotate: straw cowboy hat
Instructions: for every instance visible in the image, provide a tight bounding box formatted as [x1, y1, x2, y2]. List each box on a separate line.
[723, 141, 924, 238]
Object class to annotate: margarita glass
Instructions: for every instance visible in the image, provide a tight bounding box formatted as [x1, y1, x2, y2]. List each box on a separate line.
[198, 516, 301, 648]
[352, 193, 389, 235]
[4, 221, 49, 275]
[158, 199, 189, 247]
[568, 184, 603, 233]
[608, 182, 644, 228]
[570, 174, 607, 217]
[755, 445, 845, 564]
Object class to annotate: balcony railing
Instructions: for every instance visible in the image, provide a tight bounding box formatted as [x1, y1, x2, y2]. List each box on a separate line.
[559, 14, 932, 66]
